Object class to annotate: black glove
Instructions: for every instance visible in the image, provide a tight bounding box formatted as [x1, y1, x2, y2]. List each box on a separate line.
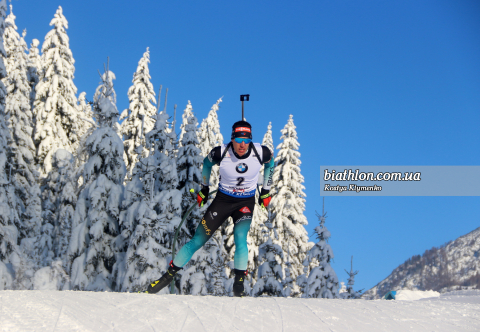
[258, 189, 271, 208]
[197, 185, 209, 207]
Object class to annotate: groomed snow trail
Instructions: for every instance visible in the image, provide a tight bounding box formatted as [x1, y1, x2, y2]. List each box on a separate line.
[0, 290, 479, 331]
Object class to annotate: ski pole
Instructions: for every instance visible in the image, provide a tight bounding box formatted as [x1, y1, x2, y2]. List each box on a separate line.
[170, 188, 218, 294]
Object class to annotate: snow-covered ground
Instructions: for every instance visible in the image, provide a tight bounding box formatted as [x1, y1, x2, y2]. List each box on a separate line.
[1, 290, 479, 331]
[394, 289, 440, 301]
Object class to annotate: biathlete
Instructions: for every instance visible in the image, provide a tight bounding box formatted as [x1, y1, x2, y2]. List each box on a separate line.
[146, 120, 275, 296]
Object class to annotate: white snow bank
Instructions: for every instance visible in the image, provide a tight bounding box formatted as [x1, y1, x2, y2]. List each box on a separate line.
[394, 289, 440, 301]
[441, 289, 480, 297]
[434, 289, 480, 304]
[1, 290, 479, 332]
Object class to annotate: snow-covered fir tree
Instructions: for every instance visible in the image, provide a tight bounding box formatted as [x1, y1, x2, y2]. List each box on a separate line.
[2, 6, 41, 246]
[298, 209, 339, 299]
[144, 109, 187, 293]
[75, 92, 94, 147]
[197, 97, 223, 188]
[117, 112, 174, 293]
[118, 181, 167, 292]
[74, 92, 95, 173]
[269, 114, 309, 295]
[0, 0, 5, 83]
[0, 0, 13, 290]
[41, 149, 77, 264]
[252, 223, 284, 297]
[26, 38, 40, 109]
[2, 5, 20, 76]
[0, 0, 35, 290]
[196, 97, 223, 156]
[176, 102, 203, 235]
[33, 6, 83, 176]
[178, 100, 192, 146]
[120, 48, 157, 176]
[339, 256, 362, 299]
[248, 122, 274, 288]
[0, 84, 19, 290]
[117, 155, 167, 293]
[68, 69, 125, 291]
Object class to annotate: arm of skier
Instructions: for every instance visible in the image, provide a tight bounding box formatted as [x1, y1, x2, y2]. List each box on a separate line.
[198, 147, 221, 206]
[259, 146, 274, 208]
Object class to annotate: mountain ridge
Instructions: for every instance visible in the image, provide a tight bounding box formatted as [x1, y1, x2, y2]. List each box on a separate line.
[363, 226, 480, 300]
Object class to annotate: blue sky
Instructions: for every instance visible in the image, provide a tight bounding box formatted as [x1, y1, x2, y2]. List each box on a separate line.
[14, 0, 480, 293]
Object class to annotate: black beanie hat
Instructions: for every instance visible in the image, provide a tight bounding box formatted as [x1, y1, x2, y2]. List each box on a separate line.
[231, 120, 252, 139]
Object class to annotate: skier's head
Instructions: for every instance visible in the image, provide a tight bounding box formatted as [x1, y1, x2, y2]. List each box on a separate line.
[231, 120, 252, 140]
[231, 120, 252, 157]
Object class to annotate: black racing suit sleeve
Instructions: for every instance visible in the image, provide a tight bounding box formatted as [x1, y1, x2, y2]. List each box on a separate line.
[202, 146, 222, 186]
[207, 146, 222, 164]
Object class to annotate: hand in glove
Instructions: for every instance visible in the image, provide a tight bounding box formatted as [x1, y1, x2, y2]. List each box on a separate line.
[197, 185, 209, 207]
[258, 189, 271, 208]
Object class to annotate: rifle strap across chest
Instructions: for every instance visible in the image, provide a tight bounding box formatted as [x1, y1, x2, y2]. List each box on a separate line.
[219, 142, 263, 165]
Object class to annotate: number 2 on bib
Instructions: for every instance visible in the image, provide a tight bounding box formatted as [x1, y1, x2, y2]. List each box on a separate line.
[236, 177, 245, 186]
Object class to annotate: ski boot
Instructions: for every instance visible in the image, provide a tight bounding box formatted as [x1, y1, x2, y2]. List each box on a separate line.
[146, 261, 181, 294]
[233, 269, 248, 297]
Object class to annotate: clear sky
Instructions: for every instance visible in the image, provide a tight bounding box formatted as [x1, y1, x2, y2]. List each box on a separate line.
[13, 0, 480, 293]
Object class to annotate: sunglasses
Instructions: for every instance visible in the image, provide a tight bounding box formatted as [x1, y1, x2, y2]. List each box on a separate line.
[234, 137, 252, 144]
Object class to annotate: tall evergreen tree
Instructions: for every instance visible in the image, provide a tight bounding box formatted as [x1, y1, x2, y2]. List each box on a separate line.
[0, 87, 18, 290]
[145, 109, 187, 293]
[41, 149, 76, 264]
[298, 209, 339, 299]
[117, 151, 168, 293]
[339, 256, 361, 299]
[248, 122, 274, 288]
[252, 223, 284, 297]
[176, 102, 203, 235]
[0, 0, 5, 84]
[26, 38, 40, 110]
[2, 5, 19, 76]
[75, 92, 94, 144]
[178, 100, 193, 146]
[74, 92, 94, 172]
[117, 110, 177, 293]
[197, 98, 223, 188]
[33, 6, 83, 176]
[269, 115, 309, 295]
[2, 5, 16, 75]
[2, 6, 41, 245]
[120, 48, 157, 176]
[68, 69, 125, 291]
[0, 0, 34, 290]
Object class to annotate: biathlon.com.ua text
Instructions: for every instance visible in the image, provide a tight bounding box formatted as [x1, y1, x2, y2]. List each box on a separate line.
[323, 169, 421, 182]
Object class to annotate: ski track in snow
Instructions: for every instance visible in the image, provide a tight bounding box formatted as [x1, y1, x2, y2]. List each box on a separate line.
[0, 290, 479, 331]
[300, 300, 333, 332]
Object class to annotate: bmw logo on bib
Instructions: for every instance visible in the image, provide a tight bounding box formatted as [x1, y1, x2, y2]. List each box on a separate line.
[236, 163, 248, 174]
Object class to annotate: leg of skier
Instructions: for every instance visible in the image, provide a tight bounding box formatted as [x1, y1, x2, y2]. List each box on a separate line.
[231, 207, 254, 297]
